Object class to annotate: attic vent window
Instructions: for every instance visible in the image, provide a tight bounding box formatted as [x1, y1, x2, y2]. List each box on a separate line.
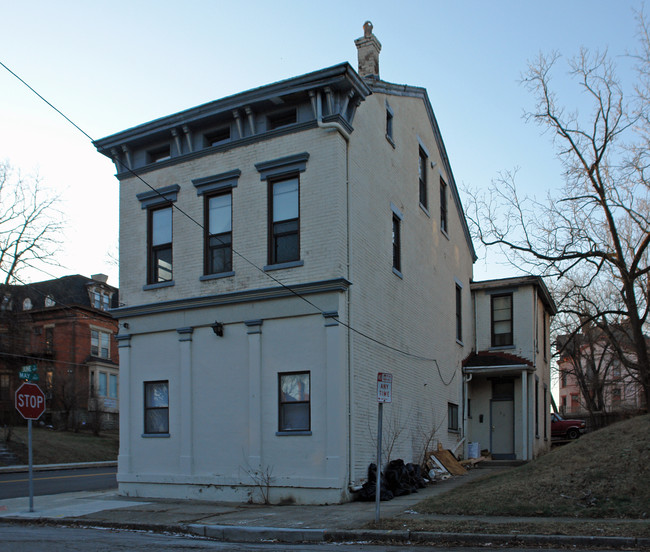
[268, 109, 297, 130]
[205, 127, 231, 146]
[148, 146, 171, 163]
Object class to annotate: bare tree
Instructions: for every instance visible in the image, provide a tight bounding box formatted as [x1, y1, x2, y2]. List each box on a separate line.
[556, 320, 617, 426]
[466, 15, 650, 410]
[0, 161, 63, 285]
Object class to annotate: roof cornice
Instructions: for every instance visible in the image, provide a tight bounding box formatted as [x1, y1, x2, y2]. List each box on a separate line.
[94, 63, 370, 152]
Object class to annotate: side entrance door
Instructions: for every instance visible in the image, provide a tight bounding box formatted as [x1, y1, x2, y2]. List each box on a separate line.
[490, 399, 515, 459]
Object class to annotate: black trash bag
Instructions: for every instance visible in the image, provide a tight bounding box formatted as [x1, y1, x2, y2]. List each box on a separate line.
[356, 463, 394, 501]
[384, 459, 413, 496]
[405, 462, 427, 489]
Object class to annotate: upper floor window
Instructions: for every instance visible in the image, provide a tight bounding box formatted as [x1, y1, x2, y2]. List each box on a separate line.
[392, 213, 401, 273]
[268, 109, 297, 130]
[455, 283, 463, 343]
[23, 298, 32, 310]
[269, 177, 300, 265]
[147, 145, 171, 163]
[205, 192, 233, 275]
[440, 177, 448, 234]
[204, 127, 231, 146]
[491, 293, 513, 347]
[386, 103, 394, 144]
[91, 329, 111, 359]
[92, 290, 111, 311]
[148, 206, 173, 284]
[45, 326, 54, 354]
[419, 148, 428, 209]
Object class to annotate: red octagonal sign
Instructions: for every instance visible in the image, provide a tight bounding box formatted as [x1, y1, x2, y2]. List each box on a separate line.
[15, 382, 46, 420]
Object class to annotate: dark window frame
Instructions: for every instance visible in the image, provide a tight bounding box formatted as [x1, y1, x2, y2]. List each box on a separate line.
[535, 376, 540, 438]
[268, 176, 300, 265]
[204, 191, 233, 275]
[448, 402, 459, 431]
[386, 104, 394, 144]
[144, 380, 169, 435]
[392, 213, 401, 273]
[455, 284, 463, 343]
[147, 205, 173, 284]
[278, 371, 311, 433]
[440, 176, 448, 234]
[91, 329, 111, 359]
[419, 147, 428, 209]
[491, 293, 513, 347]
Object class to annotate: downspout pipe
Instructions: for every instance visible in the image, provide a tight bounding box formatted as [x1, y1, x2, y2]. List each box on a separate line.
[309, 90, 351, 142]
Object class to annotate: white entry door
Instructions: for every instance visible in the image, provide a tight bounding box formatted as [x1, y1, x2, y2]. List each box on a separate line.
[490, 399, 515, 459]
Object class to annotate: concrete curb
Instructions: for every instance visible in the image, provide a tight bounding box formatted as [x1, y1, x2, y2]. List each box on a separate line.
[2, 516, 648, 549]
[0, 461, 117, 474]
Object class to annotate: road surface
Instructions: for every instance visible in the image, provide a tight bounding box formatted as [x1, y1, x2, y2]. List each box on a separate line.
[0, 466, 117, 499]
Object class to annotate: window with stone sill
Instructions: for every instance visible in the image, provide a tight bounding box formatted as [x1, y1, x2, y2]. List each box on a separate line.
[205, 192, 232, 275]
[91, 329, 111, 359]
[269, 177, 300, 265]
[278, 371, 310, 432]
[144, 380, 169, 435]
[419, 147, 428, 209]
[148, 206, 173, 284]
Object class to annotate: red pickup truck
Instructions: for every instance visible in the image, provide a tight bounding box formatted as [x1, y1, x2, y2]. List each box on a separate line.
[551, 412, 586, 439]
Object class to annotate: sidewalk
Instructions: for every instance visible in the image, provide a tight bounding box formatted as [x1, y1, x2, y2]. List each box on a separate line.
[1, 466, 648, 549]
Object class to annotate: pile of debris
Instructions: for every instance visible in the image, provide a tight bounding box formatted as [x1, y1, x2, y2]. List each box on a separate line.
[355, 443, 490, 502]
[356, 459, 427, 501]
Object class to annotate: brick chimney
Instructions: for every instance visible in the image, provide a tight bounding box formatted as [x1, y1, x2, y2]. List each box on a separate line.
[354, 21, 381, 79]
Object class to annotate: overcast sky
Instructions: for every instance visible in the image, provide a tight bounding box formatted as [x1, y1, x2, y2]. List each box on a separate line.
[0, 0, 643, 287]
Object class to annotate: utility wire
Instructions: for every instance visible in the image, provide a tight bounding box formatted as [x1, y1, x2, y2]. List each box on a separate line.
[1, 60, 454, 377]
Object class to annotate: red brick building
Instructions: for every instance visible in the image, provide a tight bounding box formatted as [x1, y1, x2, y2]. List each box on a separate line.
[0, 274, 119, 429]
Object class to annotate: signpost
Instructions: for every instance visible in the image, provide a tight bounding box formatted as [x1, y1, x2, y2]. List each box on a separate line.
[375, 372, 392, 522]
[15, 381, 46, 512]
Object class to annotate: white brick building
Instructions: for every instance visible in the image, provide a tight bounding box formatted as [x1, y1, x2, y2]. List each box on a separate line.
[95, 23, 553, 504]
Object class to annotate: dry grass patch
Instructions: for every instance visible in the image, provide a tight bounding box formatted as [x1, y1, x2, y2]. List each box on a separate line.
[376, 518, 650, 538]
[5, 425, 118, 465]
[416, 414, 649, 519]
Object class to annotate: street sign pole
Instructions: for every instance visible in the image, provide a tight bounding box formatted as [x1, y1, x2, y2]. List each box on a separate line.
[375, 372, 392, 523]
[28, 419, 34, 512]
[375, 400, 383, 523]
[15, 382, 46, 513]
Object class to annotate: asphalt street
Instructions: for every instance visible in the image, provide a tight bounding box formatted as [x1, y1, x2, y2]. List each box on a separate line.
[1, 524, 624, 552]
[0, 466, 117, 499]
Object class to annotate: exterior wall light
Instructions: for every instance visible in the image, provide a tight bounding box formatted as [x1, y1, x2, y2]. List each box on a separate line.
[211, 322, 224, 337]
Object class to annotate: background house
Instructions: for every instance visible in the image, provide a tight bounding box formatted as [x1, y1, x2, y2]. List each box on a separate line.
[464, 276, 556, 460]
[0, 274, 119, 430]
[557, 329, 646, 423]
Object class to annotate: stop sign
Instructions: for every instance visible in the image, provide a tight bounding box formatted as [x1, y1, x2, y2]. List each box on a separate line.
[15, 382, 46, 420]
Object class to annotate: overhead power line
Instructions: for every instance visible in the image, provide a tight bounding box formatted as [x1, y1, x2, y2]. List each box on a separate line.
[0, 60, 454, 379]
